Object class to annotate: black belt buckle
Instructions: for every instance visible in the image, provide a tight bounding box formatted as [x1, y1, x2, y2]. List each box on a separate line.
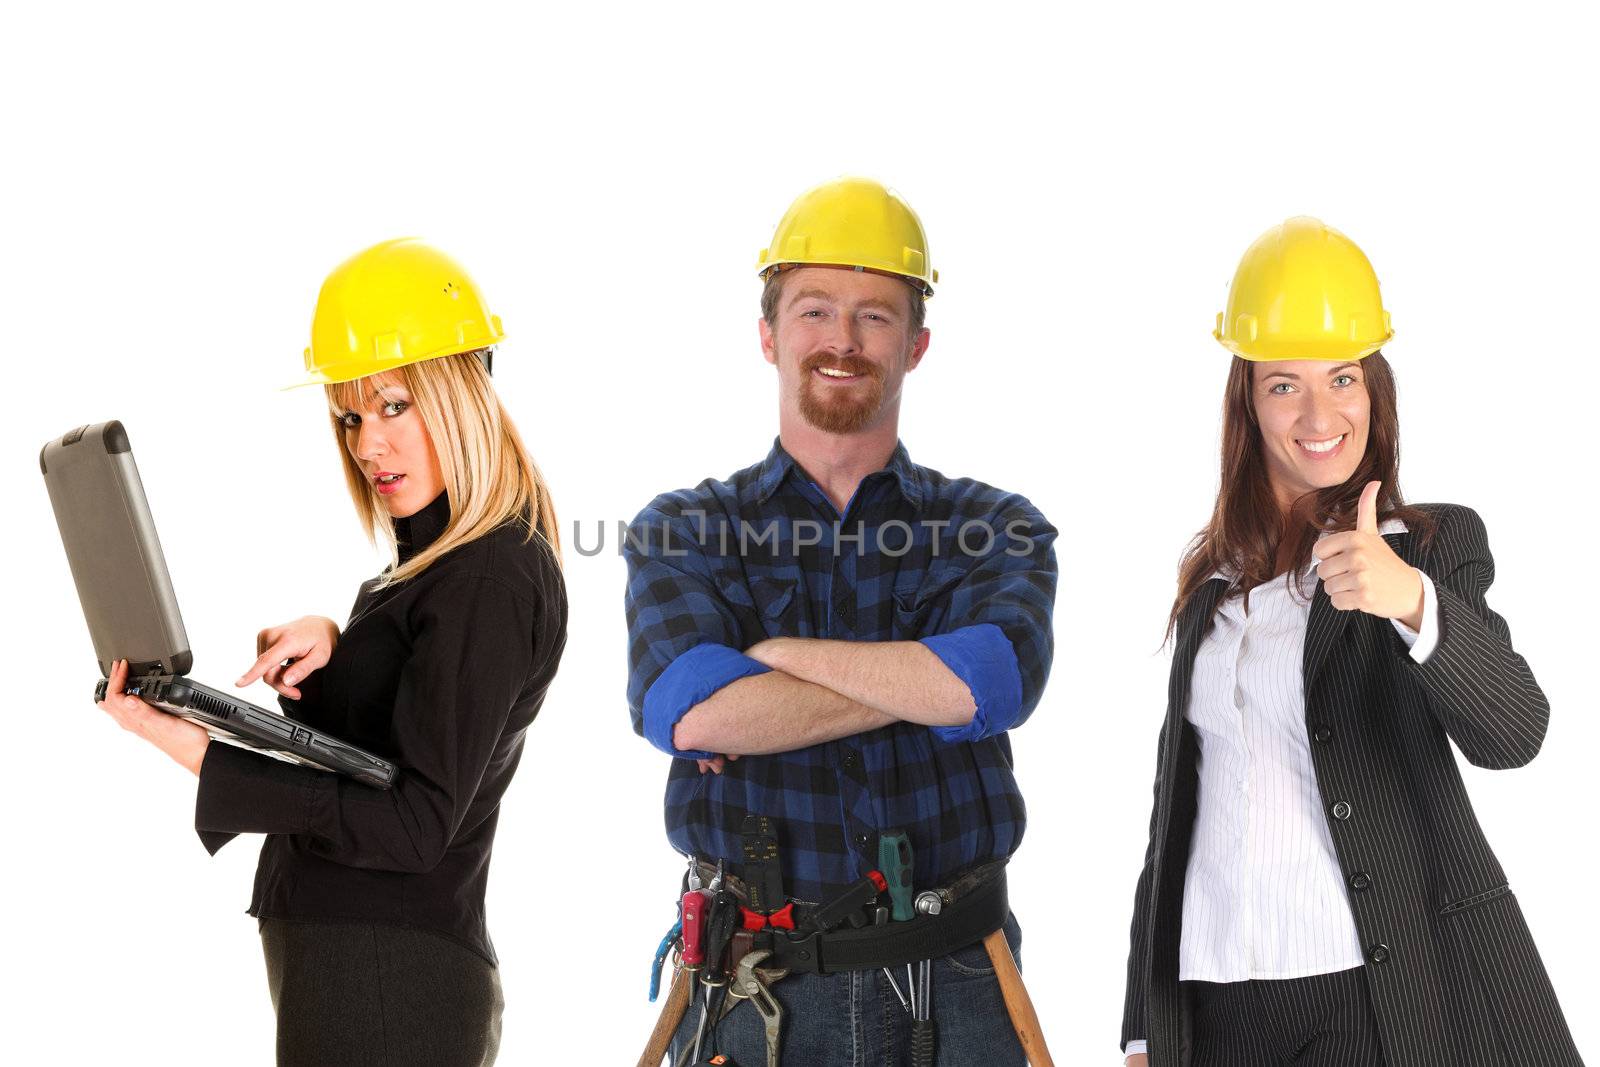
[772, 929, 824, 974]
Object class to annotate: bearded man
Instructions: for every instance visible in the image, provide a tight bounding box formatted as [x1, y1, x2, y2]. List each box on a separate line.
[625, 177, 1058, 1065]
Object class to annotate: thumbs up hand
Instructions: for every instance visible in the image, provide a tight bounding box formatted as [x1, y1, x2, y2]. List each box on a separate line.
[1313, 481, 1426, 630]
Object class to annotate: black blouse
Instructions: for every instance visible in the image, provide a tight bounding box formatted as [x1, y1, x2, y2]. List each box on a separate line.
[193, 491, 567, 964]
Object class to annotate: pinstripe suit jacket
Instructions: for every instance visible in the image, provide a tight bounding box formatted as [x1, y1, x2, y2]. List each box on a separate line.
[1121, 503, 1583, 1066]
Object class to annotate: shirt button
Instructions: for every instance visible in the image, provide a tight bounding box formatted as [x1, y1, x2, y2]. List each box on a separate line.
[1331, 800, 1353, 821]
[1313, 724, 1334, 744]
[842, 752, 859, 770]
[855, 833, 871, 849]
[1369, 943, 1391, 964]
[1351, 871, 1373, 892]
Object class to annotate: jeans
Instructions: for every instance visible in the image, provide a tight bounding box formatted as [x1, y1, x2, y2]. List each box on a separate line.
[669, 911, 1027, 1067]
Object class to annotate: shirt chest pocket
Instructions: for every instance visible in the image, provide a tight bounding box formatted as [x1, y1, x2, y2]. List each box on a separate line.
[891, 565, 968, 638]
[710, 568, 803, 639]
[749, 576, 802, 638]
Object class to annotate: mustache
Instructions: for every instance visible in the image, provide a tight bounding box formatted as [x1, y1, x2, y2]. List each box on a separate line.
[800, 353, 881, 379]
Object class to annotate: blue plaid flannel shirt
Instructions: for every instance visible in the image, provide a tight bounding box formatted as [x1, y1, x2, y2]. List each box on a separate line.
[624, 436, 1057, 902]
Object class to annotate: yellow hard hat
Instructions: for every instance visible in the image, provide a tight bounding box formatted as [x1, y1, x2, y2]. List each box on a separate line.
[293, 238, 505, 388]
[1214, 217, 1392, 362]
[757, 177, 937, 296]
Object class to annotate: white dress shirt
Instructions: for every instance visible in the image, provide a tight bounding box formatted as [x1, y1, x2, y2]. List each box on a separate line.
[1125, 519, 1438, 1061]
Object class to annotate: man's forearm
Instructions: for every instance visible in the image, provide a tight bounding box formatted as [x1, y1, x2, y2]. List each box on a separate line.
[672, 668, 897, 755]
[749, 637, 976, 728]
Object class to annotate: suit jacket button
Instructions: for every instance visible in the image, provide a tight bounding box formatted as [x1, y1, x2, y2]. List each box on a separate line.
[1331, 800, 1353, 821]
[1369, 943, 1391, 964]
[1351, 871, 1373, 891]
[1313, 724, 1334, 743]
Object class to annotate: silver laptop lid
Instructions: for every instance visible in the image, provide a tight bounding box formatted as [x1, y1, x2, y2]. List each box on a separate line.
[41, 420, 193, 678]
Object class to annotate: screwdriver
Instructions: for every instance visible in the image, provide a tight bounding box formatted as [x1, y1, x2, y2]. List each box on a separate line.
[878, 830, 915, 921]
[878, 830, 917, 1012]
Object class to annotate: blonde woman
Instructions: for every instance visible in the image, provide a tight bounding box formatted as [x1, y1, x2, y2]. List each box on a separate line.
[96, 239, 567, 1066]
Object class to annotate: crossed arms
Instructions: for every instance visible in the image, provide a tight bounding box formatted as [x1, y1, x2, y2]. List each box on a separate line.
[624, 497, 1059, 760]
[672, 637, 977, 757]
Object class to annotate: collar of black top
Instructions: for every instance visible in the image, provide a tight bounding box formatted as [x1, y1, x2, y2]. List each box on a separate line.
[393, 490, 451, 564]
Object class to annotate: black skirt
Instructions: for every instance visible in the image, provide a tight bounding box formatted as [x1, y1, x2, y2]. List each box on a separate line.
[259, 917, 503, 1066]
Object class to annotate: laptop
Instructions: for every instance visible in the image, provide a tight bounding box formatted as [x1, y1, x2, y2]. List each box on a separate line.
[41, 420, 397, 789]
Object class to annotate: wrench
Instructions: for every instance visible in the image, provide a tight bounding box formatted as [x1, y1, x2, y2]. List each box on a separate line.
[736, 949, 783, 1067]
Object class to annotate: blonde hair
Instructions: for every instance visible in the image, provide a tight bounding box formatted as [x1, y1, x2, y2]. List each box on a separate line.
[325, 350, 561, 587]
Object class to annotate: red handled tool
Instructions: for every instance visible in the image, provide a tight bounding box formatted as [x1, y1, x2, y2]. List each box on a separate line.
[681, 889, 712, 968]
[740, 901, 797, 931]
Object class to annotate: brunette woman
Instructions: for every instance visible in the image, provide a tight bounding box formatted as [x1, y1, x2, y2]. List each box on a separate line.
[1120, 218, 1580, 1066]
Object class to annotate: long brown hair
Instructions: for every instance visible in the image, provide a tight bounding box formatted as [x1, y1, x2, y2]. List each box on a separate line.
[326, 349, 562, 588]
[1164, 351, 1434, 641]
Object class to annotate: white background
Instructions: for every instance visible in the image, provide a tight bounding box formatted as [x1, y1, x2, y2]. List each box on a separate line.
[4, 2, 1596, 1063]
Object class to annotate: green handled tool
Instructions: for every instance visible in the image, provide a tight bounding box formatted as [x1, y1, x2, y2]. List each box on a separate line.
[878, 829, 915, 922]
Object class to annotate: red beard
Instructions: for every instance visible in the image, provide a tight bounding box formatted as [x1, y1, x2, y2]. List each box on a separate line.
[797, 352, 886, 434]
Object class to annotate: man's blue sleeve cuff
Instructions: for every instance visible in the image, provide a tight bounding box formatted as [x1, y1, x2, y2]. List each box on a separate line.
[919, 623, 1025, 743]
[642, 643, 772, 759]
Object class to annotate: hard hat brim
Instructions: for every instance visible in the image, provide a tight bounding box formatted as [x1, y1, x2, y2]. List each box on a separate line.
[1213, 330, 1391, 363]
[285, 336, 504, 390]
[758, 260, 935, 298]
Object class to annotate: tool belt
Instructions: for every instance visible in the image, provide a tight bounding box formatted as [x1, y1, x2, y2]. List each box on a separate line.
[771, 865, 1007, 974]
[689, 856, 1009, 975]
